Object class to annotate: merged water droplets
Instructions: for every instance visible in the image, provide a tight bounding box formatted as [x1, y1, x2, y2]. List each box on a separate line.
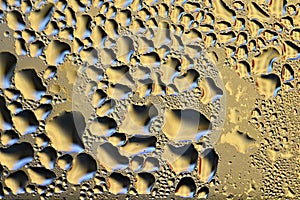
[162, 108, 211, 141]
[0, 52, 17, 89]
[71, 14, 226, 199]
[175, 177, 197, 198]
[96, 142, 129, 171]
[44, 40, 71, 66]
[108, 172, 130, 195]
[66, 153, 97, 185]
[12, 110, 39, 135]
[0, 96, 13, 130]
[0, 0, 299, 198]
[135, 172, 156, 194]
[27, 167, 56, 186]
[15, 69, 46, 101]
[5, 170, 28, 194]
[0, 142, 33, 170]
[45, 111, 85, 153]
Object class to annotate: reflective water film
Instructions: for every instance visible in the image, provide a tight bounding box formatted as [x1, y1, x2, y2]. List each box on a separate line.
[0, 0, 299, 199]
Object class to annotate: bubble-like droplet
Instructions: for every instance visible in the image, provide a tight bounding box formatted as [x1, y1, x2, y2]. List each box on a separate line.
[15, 69, 46, 101]
[5, 170, 28, 194]
[66, 153, 97, 185]
[120, 135, 157, 157]
[142, 157, 160, 172]
[107, 83, 132, 100]
[38, 147, 57, 170]
[35, 134, 50, 148]
[0, 96, 13, 130]
[34, 104, 52, 121]
[45, 112, 85, 153]
[251, 47, 279, 74]
[199, 77, 223, 104]
[175, 177, 196, 198]
[197, 186, 209, 198]
[57, 154, 73, 171]
[12, 110, 39, 135]
[162, 109, 211, 142]
[96, 99, 116, 117]
[27, 167, 56, 186]
[0, 142, 34, 170]
[0, 52, 17, 89]
[198, 148, 219, 183]
[108, 132, 126, 147]
[96, 142, 129, 171]
[162, 143, 198, 174]
[29, 41, 45, 57]
[1, 130, 19, 146]
[28, 3, 54, 31]
[256, 74, 281, 98]
[74, 14, 92, 39]
[6, 11, 26, 31]
[108, 172, 130, 195]
[281, 64, 294, 83]
[44, 40, 71, 65]
[89, 116, 117, 137]
[130, 156, 144, 172]
[106, 65, 134, 86]
[119, 102, 158, 135]
[116, 36, 134, 63]
[135, 172, 155, 194]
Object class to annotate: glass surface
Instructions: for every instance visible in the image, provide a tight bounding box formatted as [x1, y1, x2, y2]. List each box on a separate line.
[0, 0, 299, 199]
